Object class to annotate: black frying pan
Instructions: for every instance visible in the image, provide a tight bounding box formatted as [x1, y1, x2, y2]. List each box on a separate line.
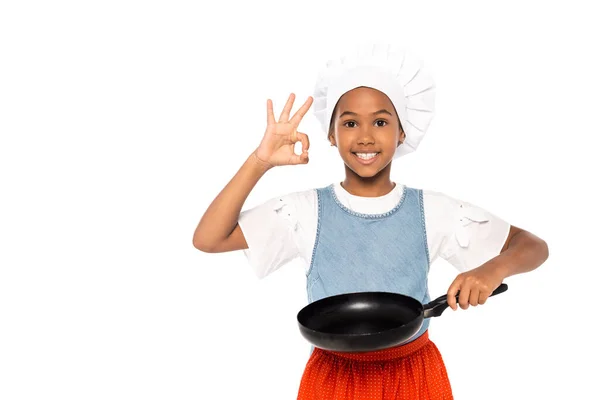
[297, 283, 508, 352]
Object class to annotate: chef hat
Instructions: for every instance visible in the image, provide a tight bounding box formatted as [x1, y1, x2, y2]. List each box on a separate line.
[313, 42, 436, 158]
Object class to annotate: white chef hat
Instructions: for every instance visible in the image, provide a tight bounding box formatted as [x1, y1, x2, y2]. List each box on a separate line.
[313, 42, 436, 158]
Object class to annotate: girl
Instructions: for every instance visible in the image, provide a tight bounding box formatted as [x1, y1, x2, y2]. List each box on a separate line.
[193, 43, 549, 399]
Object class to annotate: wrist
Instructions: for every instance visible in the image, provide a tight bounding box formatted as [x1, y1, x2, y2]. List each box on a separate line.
[250, 150, 273, 172]
[482, 258, 510, 282]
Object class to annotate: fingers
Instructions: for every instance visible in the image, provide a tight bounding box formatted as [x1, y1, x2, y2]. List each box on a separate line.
[266, 99, 276, 125]
[449, 271, 500, 310]
[457, 285, 471, 310]
[469, 287, 480, 307]
[446, 277, 462, 311]
[297, 132, 310, 153]
[448, 274, 472, 310]
[289, 132, 310, 165]
[478, 291, 489, 306]
[290, 149, 309, 165]
[290, 96, 314, 126]
[278, 93, 296, 123]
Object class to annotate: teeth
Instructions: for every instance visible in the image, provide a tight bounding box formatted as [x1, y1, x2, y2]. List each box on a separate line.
[355, 153, 378, 160]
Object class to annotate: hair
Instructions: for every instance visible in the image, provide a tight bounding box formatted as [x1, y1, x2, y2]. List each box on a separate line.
[327, 103, 338, 140]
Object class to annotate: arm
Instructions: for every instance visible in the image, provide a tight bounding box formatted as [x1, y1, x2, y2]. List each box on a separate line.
[192, 93, 313, 253]
[447, 225, 549, 310]
[493, 225, 549, 278]
[192, 152, 271, 253]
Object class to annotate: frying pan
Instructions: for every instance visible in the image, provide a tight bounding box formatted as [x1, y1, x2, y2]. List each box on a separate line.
[297, 283, 508, 352]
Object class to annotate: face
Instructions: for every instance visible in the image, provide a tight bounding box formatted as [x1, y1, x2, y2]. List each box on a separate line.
[329, 87, 405, 178]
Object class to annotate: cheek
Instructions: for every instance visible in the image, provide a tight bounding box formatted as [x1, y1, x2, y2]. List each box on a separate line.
[380, 131, 399, 144]
[333, 131, 347, 144]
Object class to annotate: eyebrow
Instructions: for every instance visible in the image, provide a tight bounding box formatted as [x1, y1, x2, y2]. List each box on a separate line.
[338, 109, 393, 119]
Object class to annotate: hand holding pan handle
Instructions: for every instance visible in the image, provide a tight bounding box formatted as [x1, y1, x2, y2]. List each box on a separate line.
[423, 283, 508, 319]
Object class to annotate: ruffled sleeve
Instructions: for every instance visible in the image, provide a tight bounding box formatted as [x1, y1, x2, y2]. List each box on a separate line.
[424, 191, 511, 273]
[238, 194, 301, 279]
[453, 203, 492, 248]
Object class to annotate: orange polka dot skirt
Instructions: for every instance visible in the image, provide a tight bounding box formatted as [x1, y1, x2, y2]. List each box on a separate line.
[297, 331, 453, 399]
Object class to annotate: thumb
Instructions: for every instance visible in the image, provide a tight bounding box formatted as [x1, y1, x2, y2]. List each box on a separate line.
[290, 150, 309, 165]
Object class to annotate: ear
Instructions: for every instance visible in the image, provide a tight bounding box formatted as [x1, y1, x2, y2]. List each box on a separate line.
[328, 132, 337, 147]
[397, 129, 406, 146]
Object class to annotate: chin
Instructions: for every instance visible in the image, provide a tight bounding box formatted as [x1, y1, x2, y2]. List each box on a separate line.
[345, 160, 389, 178]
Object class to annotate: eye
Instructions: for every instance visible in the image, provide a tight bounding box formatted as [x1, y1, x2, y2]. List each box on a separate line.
[343, 120, 388, 128]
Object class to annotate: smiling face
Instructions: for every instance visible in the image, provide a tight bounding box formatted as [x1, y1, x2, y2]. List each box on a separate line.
[328, 86, 405, 178]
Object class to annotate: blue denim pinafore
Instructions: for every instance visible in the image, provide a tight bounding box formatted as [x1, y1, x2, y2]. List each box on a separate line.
[306, 183, 431, 343]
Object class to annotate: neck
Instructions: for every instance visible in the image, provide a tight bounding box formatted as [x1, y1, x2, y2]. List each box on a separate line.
[341, 163, 395, 197]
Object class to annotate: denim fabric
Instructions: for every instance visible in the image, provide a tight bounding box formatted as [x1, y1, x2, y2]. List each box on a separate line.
[306, 183, 431, 343]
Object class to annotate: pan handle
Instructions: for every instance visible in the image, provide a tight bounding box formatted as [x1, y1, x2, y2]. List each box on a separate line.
[423, 283, 508, 319]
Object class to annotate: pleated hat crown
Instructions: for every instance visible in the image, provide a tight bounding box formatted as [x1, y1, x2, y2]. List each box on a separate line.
[313, 42, 436, 158]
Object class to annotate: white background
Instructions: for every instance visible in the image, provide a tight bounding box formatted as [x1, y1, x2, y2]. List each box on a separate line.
[1, 1, 599, 399]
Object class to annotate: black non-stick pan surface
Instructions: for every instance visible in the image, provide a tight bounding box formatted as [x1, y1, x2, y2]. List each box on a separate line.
[297, 283, 508, 352]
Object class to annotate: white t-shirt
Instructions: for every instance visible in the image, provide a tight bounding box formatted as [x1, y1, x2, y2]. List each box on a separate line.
[238, 182, 511, 279]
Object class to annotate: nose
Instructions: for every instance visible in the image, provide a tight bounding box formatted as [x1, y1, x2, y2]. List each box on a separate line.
[358, 127, 375, 145]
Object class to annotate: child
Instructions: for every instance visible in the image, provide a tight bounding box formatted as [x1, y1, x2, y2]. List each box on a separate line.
[193, 43, 549, 399]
